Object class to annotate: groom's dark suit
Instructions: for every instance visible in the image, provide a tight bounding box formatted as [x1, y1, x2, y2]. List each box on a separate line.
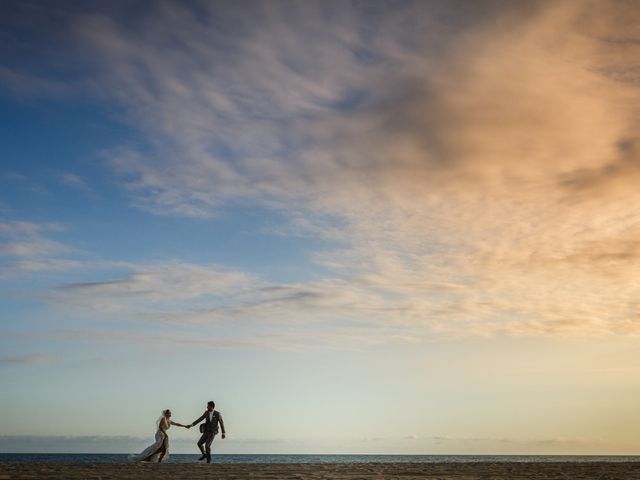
[191, 409, 225, 462]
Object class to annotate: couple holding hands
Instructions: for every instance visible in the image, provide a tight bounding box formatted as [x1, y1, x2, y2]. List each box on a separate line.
[131, 401, 226, 463]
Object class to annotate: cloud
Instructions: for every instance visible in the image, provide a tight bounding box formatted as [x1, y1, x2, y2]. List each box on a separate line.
[0, 435, 148, 453]
[0, 1, 90, 100]
[0, 433, 612, 455]
[0, 354, 59, 365]
[0, 65, 73, 98]
[0, 221, 70, 265]
[0, 220, 123, 276]
[0, 237, 67, 258]
[52, 262, 255, 314]
[47, 261, 426, 351]
[0, 171, 28, 182]
[428, 434, 608, 451]
[0, 434, 292, 454]
[57, 172, 90, 191]
[0, 221, 64, 236]
[9, 1, 640, 338]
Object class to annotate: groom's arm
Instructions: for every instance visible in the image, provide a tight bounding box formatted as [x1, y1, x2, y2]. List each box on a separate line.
[191, 412, 206, 426]
[218, 412, 226, 436]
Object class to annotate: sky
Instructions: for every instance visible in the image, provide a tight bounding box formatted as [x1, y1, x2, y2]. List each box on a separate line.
[1, 0, 640, 455]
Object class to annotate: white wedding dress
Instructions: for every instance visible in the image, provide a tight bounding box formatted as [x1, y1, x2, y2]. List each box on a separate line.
[129, 414, 171, 462]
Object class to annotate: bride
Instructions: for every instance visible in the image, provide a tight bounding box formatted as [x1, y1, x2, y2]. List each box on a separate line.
[130, 409, 190, 462]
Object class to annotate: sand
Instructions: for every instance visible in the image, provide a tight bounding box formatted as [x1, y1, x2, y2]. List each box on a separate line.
[1, 461, 640, 479]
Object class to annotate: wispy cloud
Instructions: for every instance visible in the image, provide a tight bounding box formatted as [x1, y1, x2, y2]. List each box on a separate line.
[0, 220, 114, 275]
[0, 435, 148, 453]
[8, 1, 640, 338]
[0, 434, 292, 453]
[57, 172, 91, 192]
[0, 221, 70, 268]
[0, 171, 28, 182]
[47, 260, 425, 350]
[430, 435, 606, 447]
[0, 433, 615, 455]
[0, 353, 59, 365]
[52, 262, 255, 314]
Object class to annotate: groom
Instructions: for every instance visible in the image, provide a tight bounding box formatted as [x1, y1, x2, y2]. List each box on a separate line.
[190, 400, 226, 463]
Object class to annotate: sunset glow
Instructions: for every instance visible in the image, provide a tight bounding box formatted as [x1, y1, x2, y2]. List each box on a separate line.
[1, 0, 640, 455]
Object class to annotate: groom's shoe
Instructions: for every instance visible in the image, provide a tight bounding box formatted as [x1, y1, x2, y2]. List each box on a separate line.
[198, 454, 206, 461]
[206, 455, 212, 464]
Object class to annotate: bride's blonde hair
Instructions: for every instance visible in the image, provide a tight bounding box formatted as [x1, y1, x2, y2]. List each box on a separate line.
[156, 409, 170, 428]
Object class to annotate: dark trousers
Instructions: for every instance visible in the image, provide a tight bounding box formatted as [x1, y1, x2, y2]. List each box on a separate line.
[197, 431, 216, 457]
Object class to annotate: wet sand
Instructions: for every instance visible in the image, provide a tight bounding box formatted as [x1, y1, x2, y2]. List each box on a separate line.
[2, 461, 640, 479]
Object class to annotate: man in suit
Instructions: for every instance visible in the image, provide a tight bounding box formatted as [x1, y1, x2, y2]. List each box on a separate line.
[190, 400, 226, 463]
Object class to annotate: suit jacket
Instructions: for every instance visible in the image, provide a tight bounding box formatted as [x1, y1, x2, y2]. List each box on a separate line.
[192, 410, 225, 434]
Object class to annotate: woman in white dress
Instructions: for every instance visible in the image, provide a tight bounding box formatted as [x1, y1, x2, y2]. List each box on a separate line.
[130, 409, 190, 462]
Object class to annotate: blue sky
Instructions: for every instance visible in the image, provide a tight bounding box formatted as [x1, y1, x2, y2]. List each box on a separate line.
[2, 0, 640, 454]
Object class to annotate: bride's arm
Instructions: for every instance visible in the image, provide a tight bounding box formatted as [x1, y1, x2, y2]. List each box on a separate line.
[170, 420, 190, 428]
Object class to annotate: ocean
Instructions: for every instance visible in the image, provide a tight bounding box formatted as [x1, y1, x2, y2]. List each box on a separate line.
[1, 453, 639, 464]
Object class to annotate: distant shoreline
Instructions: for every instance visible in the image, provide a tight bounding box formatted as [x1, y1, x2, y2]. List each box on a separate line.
[2, 453, 640, 463]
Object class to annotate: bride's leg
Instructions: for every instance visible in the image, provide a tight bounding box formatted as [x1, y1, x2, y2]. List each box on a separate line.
[157, 437, 168, 462]
[142, 446, 161, 462]
[142, 439, 165, 462]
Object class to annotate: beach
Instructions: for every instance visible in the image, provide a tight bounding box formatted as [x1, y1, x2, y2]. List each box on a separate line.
[2, 461, 640, 479]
